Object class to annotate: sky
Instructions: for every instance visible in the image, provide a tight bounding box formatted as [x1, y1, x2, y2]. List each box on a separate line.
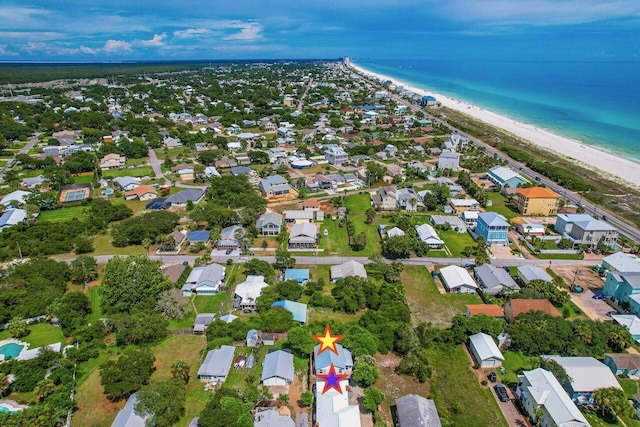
[1, 0, 639, 61]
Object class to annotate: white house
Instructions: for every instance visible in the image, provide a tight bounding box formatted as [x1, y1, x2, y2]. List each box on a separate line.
[181, 264, 225, 296]
[235, 275, 269, 311]
[261, 350, 294, 387]
[330, 260, 367, 281]
[439, 265, 478, 293]
[197, 345, 235, 384]
[468, 332, 504, 368]
[415, 224, 445, 249]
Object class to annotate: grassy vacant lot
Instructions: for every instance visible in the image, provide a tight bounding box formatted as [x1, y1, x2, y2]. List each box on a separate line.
[439, 229, 476, 257]
[318, 217, 350, 255]
[73, 350, 120, 427]
[500, 350, 534, 386]
[73, 174, 94, 184]
[401, 265, 482, 327]
[192, 292, 228, 315]
[486, 192, 519, 220]
[426, 345, 508, 427]
[91, 235, 146, 256]
[39, 205, 87, 222]
[344, 192, 371, 214]
[101, 166, 154, 178]
[0, 323, 65, 348]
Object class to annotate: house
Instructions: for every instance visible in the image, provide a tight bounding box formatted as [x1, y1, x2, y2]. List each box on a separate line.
[604, 353, 640, 379]
[165, 189, 206, 207]
[256, 212, 283, 236]
[181, 264, 225, 296]
[219, 313, 238, 324]
[465, 304, 504, 318]
[371, 186, 397, 211]
[395, 394, 442, 427]
[0, 208, 27, 231]
[487, 166, 526, 189]
[283, 210, 314, 223]
[396, 188, 419, 211]
[260, 175, 292, 198]
[503, 299, 561, 323]
[254, 409, 295, 427]
[385, 226, 405, 238]
[461, 210, 479, 230]
[193, 313, 216, 334]
[315, 378, 361, 427]
[430, 215, 467, 233]
[163, 136, 182, 149]
[439, 265, 479, 294]
[111, 394, 149, 427]
[197, 345, 235, 383]
[158, 231, 185, 252]
[610, 314, 640, 342]
[1, 190, 32, 207]
[554, 213, 618, 249]
[284, 269, 309, 284]
[476, 212, 510, 246]
[99, 153, 126, 170]
[302, 198, 321, 211]
[517, 368, 589, 427]
[420, 95, 437, 107]
[217, 225, 243, 250]
[415, 224, 445, 249]
[113, 176, 141, 191]
[272, 300, 308, 323]
[172, 164, 195, 181]
[261, 349, 294, 387]
[600, 252, 640, 275]
[474, 264, 520, 295]
[288, 223, 317, 249]
[468, 332, 504, 368]
[325, 146, 348, 165]
[517, 265, 553, 284]
[162, 263, 186, 283]
[330, 260, 367, 281]
[314, 343, 353, 376]
[449, 198, 480, 215]
[146, 198, 167, 210]
[437, 150, 460, 171]
[514, 187, 560, 216]
[20, 175, 46, 190]
[123, 185, 157, 201]
[234, 275, 269, 311]
[543, 356, 622, 405]
[204, 166, 221, 178]
[442, 134, 469, 152]
[518, 223, 546, 237]
[187, 230, 211, 244]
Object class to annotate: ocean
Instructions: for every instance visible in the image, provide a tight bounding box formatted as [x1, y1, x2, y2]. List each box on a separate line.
[354, 59, 640, 163]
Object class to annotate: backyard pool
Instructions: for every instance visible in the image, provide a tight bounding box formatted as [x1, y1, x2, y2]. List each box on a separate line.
[0, 400, 27, 413]
[103, 189, 114, 195]
[0, 343, 24, 361]
[352, 182, 362, 189]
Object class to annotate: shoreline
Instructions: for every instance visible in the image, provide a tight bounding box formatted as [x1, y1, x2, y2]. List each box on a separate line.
[348, 61, 640, 189]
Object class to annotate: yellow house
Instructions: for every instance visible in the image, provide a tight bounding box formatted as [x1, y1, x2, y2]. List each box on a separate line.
[514, 187, 560, 216]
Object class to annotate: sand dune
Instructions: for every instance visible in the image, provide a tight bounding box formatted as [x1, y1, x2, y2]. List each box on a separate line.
[349, 62, 640, 189]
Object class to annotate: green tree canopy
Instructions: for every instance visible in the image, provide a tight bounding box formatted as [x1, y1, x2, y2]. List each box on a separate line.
[135, 378, 186, 427]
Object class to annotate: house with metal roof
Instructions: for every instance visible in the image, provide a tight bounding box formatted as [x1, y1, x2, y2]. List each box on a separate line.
[165, 188, 206, 207]
[415, 224, 445, 248]
[313, 344, 353, 376]
[543, 356, 622, 404]
[113, 176, 141, 191]
[272, 300, 307, 323]
[197, 345, 235, 383]
[439, 265, 478, 294]
[474, 264, 520, 295]
[187, 230, 211, 243]
[219, 313, 238, 323]
[0, 190, 32, 207]
[288, 223, 317, 249]
[517, 265, 552, 284]
[0, 208, 27, 231]
[325, 146, 348, 165]
[283, 210, 314, 223]
[600, 252, 640, 275]
[254, 408, 295, 427]
[261, 349, 294, 387]
[235, 275, 269, 311]
[385, 226, 405, 238]
[217, 225, 243, 249]
[395, 394, 442, 427]
[517, 368, 589, 427]
[487, 166, 526, 189]
[20, 175, 46, 189]
[181, 264, 225, 296]
[430, 215, 467, 233]
[610, 313, 640, 342]
[256, 212, 283, 236]
[476, 212, 509, 246]
[603, 273, 640, 317]
[111, 394, 148, 427]
[437, 150, 460, 171]
[315, 379, 361, 427]
[330, 260, 367, 281]
[247, 329, 260, 347]
[284, 269, 309, 284]
[468, 333, 504, 368]
[193, 313, 216, 334]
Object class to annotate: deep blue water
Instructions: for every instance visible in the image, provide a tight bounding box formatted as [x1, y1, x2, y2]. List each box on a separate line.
[355, 59, 640, 162]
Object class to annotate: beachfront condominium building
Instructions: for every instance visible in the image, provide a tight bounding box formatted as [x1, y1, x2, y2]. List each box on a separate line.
[513, 187, 560, 216]
[325, 146, 348, 165]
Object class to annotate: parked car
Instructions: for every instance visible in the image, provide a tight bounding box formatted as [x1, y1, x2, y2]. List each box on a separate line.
[592, 293, 605, 300]
[573, 285, 583, 293]
[225, 248, 233, 255]
[488, 371, 497, 383]
[494, 384, 510, 402]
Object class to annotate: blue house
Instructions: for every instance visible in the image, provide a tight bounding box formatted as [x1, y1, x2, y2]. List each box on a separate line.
[272, 300, 308, 323]
[284, 268, 310, 284]
[603, 272, 640, 315]
[476, 212, 509, 246]
[187, 230, 211, 243]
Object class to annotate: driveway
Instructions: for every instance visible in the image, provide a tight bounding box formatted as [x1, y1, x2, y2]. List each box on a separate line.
[552, 266, 610, 320]
[491, 386, 530, 427]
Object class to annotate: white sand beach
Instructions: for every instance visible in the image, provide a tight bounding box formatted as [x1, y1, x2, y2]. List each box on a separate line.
[349, 62, 640, 189]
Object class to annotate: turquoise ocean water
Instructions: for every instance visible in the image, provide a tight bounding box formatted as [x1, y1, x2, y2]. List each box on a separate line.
[354, 59, 640, 163]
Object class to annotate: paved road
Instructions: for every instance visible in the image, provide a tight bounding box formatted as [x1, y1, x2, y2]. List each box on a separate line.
[0, 134, 39, 181]
[147, 147, 169, 184]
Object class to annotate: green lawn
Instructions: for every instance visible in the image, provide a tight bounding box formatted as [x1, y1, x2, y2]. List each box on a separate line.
[537, 252, 585, 260]
[0, 323, 65, 348]
[90, 235, 146, 256]
[39, 205, 88, 222]
[584, 409, 640, 427]
[619, 378, 640, 399]
[318, 218, 350, 255]
[73, 174, 94, 184]
[485, 192, 519, 220]
[87, 286, 103, 323]
[425, 345, 508, 427]
[101, 166, 154, 178]
[500, 350, 535, 386]
[192, 292, 228, 315]
[401, 265, 482, 327]
[344, 193, 371, 214]
[439, 229, 476, 257]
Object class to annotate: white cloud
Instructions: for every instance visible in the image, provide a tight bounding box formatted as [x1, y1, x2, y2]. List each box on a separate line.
[79, 45, 97, 54]
[173, 28, 214, 38]
[223, 22, 263, 41]
[102, 39, 132, 53]
[23, 42, 48, 54]
[140, 33, 167, 47]
[0, 45, 18, 56]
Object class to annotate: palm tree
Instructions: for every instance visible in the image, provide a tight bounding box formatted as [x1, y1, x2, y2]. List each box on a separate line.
[33, 378, 55, 402]
[171, 359, 191, 383]
[142, 238, 152, 257]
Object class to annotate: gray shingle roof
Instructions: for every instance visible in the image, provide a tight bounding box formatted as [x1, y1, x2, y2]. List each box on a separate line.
[165, 189, 206, 204]
[396, 394, 442, 427]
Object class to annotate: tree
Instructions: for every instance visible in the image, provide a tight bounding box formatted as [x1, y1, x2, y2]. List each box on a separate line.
[539, 359, 572, 385]
[284, 326, 316, 357]
[100, 348, 155, 400]
[352, 361, 379, 387]
[155, 288, 188, 320]
[74, 236, 94, 254]
[135, 378, 186, 427]
[101, 255, 172, 314]
[593, 387, 635, 420]
[70, 255, 98, 285]
[198, 388, 253, 427]
[382, 235, 414, 259]
[363, 387, 385, 412]
[300, 390, 314, 407]
[33, 378, 55, 402]
[351, 232, 367, 251]
[365, 208, 376, 224]
[55, 291, 91, 335]
[7, 317, 29, 339]
[170, 359, 191, 384]
[274, 247, 296, 271]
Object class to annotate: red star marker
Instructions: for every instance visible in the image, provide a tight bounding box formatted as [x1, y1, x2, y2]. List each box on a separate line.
[313, 324, 344, 355]
[317, 363, 349, 394]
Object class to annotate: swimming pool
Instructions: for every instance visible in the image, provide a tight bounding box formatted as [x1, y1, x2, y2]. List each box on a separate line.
[0, 343, 24, 360]
[0, 406, 9, 413]
[352, 182, 362, 189]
